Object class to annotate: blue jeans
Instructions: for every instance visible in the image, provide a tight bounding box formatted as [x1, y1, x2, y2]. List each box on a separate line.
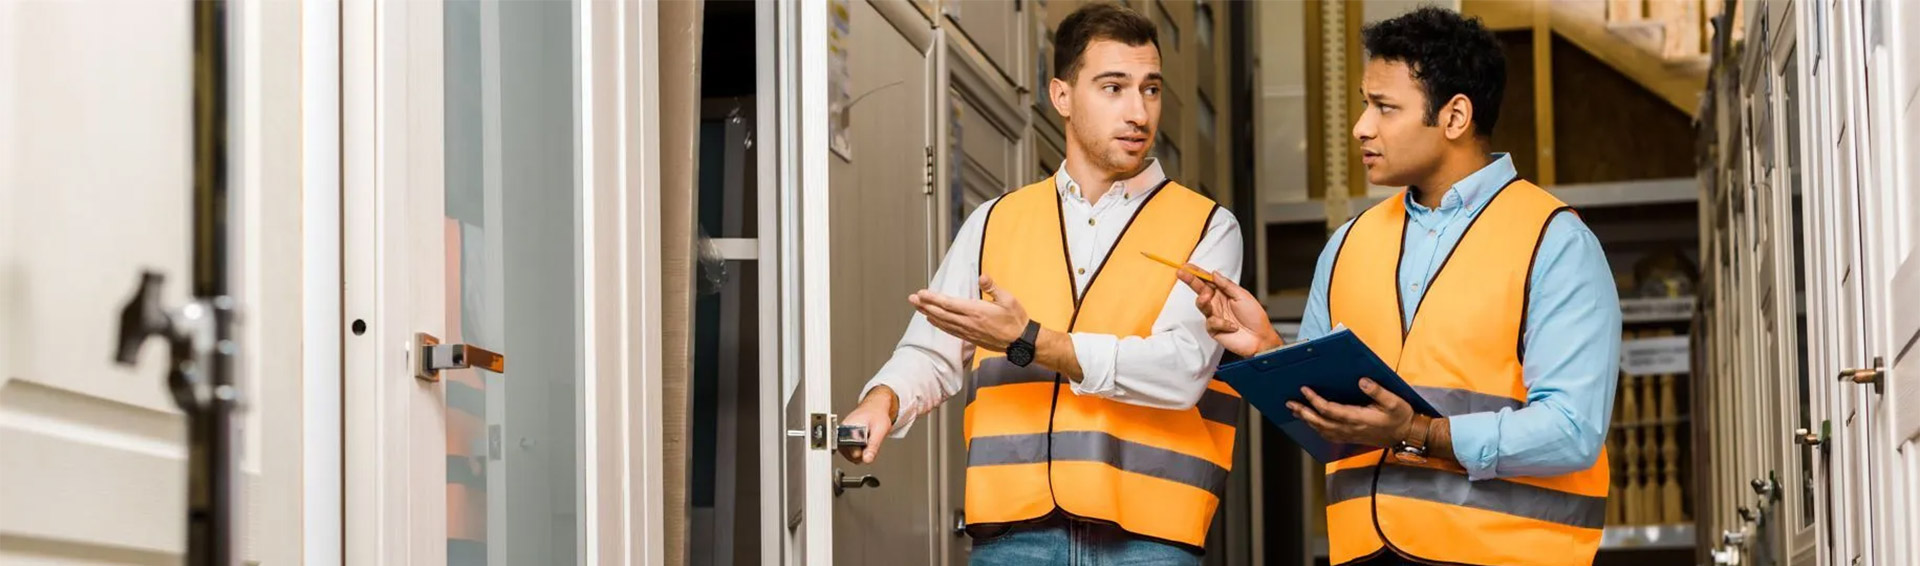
[967, 516, 1201, 566]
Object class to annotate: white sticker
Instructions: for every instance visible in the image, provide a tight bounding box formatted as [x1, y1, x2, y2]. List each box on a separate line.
[1620, 335, 1691, 376]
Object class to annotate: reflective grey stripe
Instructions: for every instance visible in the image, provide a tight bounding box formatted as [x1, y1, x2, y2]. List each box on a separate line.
[1326, 465, 1605, 530]
[969, 431, 1229, 497]
[969, 359, 1243, 428]
[1196, 388, 1242, 426]
[966, 358, 1059, 404]
[1412, 385, 1525, 417]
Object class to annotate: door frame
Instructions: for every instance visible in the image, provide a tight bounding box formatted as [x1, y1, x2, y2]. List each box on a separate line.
[299, 0, 345, 562]
[341, 0, 667, 564]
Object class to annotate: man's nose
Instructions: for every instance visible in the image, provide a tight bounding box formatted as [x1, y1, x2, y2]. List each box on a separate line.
[1123, 92, 1149, 127]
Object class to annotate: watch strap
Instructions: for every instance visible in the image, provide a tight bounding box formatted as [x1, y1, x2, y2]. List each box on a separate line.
[1019, 319, 1040, 346]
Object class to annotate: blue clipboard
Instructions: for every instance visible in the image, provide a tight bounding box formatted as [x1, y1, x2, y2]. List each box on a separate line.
[1215, 327, 1441, 463]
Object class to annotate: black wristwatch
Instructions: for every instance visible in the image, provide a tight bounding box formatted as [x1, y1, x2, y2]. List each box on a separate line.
[1006, 320, 1041, 367]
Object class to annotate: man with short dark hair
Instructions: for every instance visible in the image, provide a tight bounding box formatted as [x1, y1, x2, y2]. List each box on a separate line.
[837, 3, 1242, 564]
[1179, 7, 1622, 566]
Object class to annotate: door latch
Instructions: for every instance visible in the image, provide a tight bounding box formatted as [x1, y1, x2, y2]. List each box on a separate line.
[413, 332, 506, 382]
[809, 413, 837, 450]
[1838, 357, 1884, 394]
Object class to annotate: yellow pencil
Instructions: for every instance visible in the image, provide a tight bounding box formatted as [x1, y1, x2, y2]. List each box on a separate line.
[1140, 251, 1215, 283]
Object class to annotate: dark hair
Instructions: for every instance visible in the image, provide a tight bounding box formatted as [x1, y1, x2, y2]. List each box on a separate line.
[1053, 3, 1159, 83]
[1361, 7, 1506, 137]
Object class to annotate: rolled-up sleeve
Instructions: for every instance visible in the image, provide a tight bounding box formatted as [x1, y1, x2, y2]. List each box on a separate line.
[1069, 208, 1243, 409]
[1448, 214, 1622, 480]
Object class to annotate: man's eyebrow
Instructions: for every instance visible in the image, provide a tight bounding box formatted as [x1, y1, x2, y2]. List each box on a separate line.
[1143, 72, 1164, 83]
[1090, 71, 1131, 82]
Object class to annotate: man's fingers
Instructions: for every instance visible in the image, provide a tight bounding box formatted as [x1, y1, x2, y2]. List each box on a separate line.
[1300, 386, 1358, 422]
[912, 290, 962, 311]
[979, 275, 1013, 307]
[1211, 270, 1254, 300]
[862, 436, 885, 464]
[1358, 378, 1404, 411]
[1206, 314, 1240, 335]
[915, 302, 969, 334]
[1289, 402, 1339, 432]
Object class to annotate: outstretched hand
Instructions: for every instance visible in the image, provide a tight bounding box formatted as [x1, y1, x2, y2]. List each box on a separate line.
[1176, 265, 1283, 357]
[910, 275, 1029, 352]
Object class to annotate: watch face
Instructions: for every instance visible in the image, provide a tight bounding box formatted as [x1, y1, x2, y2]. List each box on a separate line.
[1007, 343, 1036, 367]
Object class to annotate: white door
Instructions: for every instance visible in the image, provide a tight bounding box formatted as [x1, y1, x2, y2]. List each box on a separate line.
[0, 1, 313, 564]
[1767, 9, 1819, 562]
[778, 1, 842, 563]
[1858, 1, 1920, 566]
[1819, 2, 1882, 564]
[343, 0, 657, 563]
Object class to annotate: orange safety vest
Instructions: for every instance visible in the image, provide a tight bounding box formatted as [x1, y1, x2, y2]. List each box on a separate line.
[962, 177, 1242, 548]
[1325, 179, 1609, 566]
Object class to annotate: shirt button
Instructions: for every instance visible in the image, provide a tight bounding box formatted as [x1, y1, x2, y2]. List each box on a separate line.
[1428, 230, 1437, 236]
[1088, 217, 1097, 226]
[1411, 283, 1422, 289]
[1078, 268, 1087, 275]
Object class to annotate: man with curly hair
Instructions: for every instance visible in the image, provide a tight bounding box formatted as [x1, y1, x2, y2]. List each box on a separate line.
[1176, 6, 1622, 566]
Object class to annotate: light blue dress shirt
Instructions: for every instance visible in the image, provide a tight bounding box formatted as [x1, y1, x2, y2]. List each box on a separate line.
[1297, 154, 1623, 481]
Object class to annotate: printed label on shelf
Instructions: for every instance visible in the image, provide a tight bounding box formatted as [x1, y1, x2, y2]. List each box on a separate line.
[1621, 335, 1690, 376]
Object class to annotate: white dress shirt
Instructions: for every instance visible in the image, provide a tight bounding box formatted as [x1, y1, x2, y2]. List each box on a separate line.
[861, 159, 1244, 436]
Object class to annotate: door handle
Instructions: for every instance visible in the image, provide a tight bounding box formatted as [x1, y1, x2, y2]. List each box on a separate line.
[1838, 357, 1884, 394]
[1793, 427, 1822, 446]
[834, 469, 880, 496]
[413, 332, 506, 382]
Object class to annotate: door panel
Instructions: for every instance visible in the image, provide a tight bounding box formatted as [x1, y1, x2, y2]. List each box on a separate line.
[1860, 1, 1920, 565]
[943, 0, 1021, 88]
[439, 0, 583, 563]
[828, 1, 938, 564]
[350, 0, 586, 563]
[0, 1, 191, 559]
[0, 1, 305, 563]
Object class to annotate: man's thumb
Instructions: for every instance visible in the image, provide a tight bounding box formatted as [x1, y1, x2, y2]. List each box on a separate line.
[980, 275, 1010, 305]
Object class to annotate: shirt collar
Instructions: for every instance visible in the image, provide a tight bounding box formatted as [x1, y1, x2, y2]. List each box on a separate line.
[1054, 158, 1167, 203]
[1406, 153, 1517, 213]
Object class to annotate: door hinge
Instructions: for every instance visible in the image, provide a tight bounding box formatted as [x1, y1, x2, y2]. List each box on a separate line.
[923, 145, 935, 195]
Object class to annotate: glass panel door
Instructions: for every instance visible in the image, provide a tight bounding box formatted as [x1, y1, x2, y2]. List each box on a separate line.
[442, 1, 582, 563]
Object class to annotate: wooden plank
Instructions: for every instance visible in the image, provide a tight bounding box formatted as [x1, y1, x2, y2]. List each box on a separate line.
[1548, 6, 1705, 117]
[1608, 0, 1644, 22]
[1646, 0, 1703, 58]
[1461, 0, 1534, 31]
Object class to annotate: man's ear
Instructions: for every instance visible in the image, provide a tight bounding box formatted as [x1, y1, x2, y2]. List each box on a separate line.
[1442, 93, 1474, 141]
[1049, 77, 1073, 120]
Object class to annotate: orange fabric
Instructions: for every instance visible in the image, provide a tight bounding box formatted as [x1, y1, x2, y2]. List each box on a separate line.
[1324, 181, 1608, 566]
[962, 178, 1234, 547]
